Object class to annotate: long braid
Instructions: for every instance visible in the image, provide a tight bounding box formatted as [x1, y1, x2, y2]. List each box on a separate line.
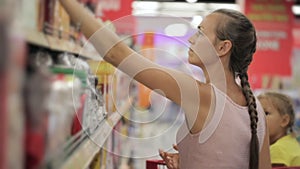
[213, 9, 259, 169]
[239, 72, 259, 169]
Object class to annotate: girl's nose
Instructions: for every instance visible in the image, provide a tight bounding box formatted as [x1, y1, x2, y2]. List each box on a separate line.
[188, 34, 196, 44]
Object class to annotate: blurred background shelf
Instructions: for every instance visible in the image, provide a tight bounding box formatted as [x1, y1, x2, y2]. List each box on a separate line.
[24, 28, 99, 60]
[59, 98, 132, 169]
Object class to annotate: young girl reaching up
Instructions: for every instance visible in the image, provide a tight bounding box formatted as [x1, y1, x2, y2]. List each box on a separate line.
[59, 0, 271, 168]
[258, 92, 300, 167]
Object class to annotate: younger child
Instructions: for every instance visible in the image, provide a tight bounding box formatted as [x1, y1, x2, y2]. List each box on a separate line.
[258, 92, 300, 167]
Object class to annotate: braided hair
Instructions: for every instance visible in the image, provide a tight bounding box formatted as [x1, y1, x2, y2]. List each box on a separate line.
[213, 9, 259, 169]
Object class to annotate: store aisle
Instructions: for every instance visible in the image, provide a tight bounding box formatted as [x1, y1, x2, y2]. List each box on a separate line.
[133, 121, 182, 169]
[120, 100, 185, 169]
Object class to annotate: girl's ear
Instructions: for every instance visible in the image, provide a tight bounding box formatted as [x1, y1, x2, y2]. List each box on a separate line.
[280, 114, 290, 128]
[217, 40, 232, 57]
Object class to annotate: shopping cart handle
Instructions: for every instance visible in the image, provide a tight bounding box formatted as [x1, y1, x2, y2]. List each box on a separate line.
[146, 159, 166, 169]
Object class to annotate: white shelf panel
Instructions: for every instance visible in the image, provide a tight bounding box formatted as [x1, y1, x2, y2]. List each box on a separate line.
[25, 29, 48, 48]
[24, 29, 98, 60]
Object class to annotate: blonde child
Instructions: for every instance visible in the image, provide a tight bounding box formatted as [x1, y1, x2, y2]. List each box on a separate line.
[258, 92, 300, 167]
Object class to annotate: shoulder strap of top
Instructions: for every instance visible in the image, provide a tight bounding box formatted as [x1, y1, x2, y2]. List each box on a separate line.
[198, 84, 226, 143]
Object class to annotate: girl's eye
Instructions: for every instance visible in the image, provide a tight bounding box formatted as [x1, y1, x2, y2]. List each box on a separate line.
[265, 111, 270, 116]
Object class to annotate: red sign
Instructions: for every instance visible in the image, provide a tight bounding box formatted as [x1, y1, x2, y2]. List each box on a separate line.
[96, 0, 136, 35]
[244, 0, 294, 89]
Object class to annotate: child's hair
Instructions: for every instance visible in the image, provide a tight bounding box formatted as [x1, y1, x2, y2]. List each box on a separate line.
[258, 92, 295, 133]
[212, 9, 258, 169]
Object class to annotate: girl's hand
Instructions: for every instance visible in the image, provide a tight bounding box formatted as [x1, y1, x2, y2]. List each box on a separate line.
[159, 144, 180, 169]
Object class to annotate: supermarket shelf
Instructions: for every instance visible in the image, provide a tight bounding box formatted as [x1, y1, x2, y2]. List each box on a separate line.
[24, 28, 100, 60]
[25, 28, 49, 48]
[59, 98, 132, 169]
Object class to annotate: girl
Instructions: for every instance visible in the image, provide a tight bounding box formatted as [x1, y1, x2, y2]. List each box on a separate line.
[258, 92, 300, 167]
[58, 1, 271, 168]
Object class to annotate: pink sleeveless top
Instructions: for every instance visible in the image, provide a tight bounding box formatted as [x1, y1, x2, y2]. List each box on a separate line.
[176, 84, 266, 169]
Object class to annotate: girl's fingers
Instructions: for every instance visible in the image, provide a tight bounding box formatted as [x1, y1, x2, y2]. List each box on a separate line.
[159, 149, 165, 157]
[173, 144, 178, 151]
[159, 148, 179, 169]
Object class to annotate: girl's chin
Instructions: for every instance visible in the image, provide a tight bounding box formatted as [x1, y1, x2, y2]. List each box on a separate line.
[188, 58, 197, 66]
[188, 56, 203, 67]
[187, 55, 193, 63]
[188, 49, 194, 56]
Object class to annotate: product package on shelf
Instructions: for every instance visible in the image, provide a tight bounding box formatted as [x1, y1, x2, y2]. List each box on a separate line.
[71, 93, 87, 136]
[88, 60, 117, 115]
[89, 151, 101, 169]
[38, 0, 46, 31]
[44, 0, 70, 37]
[24, 51, 52, 169]
[23, 49, 96, 168]
[46, 73, 81, 161]
[24, 68, 51, 169]
[81, 73, 107, 134]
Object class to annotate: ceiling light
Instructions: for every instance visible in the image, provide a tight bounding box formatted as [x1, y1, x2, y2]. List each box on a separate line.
[191, 15, 202, 28]
[186, 0, 198, 3]
[293, 5, 300, 15]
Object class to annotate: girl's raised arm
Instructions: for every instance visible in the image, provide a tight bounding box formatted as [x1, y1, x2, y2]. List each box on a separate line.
[58, 0, 202, 114]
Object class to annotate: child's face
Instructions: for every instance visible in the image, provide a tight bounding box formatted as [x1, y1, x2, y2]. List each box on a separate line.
[259, 98, 287, 145]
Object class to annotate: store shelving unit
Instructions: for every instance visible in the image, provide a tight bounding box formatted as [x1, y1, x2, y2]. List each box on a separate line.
[2, 0, 137, 168]
[22, 27, 133, 169]
[24, 28, 100, 61]
[21, 33, 133, 167]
